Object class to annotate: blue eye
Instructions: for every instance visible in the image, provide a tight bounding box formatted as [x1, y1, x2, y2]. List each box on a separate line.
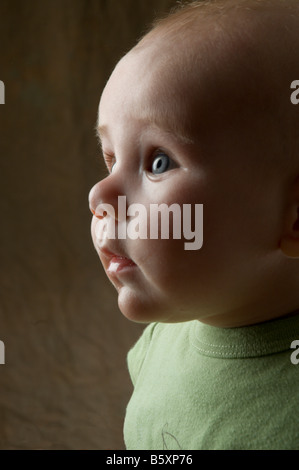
[151, 152, 170, 174]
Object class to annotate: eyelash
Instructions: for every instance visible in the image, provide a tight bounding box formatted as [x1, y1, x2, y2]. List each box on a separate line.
[103, 153, 116, 174]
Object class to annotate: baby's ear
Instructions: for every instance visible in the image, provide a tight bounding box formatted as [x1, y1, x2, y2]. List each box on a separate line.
[280, 177, 299, 258]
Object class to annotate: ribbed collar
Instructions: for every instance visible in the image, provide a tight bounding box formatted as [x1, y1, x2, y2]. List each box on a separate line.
[192, 314, 299, 358]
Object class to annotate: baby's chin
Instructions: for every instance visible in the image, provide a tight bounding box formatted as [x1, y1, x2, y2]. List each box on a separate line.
[116, 285, 198, 324]
[117, 286, 164, 323]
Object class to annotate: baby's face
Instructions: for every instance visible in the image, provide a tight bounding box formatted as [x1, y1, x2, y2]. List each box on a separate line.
[89, 40, 282, 326]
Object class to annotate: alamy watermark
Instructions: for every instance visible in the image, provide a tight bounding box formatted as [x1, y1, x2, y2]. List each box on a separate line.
[0, 80, 4, 104]
[0, 340, 4, 364]
[290, 340, 299, 365]
[290, 80, 299, 105]
[93, 196, 203, 251]
[289, 79, 299, 362]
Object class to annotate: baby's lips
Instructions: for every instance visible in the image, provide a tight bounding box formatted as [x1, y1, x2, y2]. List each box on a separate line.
[100, 245, 136, 265]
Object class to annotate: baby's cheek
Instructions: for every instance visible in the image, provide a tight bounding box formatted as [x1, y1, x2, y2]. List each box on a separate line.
[136, 237, 186, 281]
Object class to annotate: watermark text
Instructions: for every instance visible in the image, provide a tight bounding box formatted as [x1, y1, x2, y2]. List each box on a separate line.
[290, 340, 299, 364]
[93, 196, 203, 251]
[290, 80, 299, 105]
[0, 340, 5, 364]
[0, 80, 4, 104]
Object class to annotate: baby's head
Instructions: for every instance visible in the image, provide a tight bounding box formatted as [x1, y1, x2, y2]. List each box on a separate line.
[89, 0, 299, 327]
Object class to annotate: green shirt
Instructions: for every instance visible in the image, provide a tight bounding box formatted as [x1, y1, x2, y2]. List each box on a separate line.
[124, 315, 299, 450]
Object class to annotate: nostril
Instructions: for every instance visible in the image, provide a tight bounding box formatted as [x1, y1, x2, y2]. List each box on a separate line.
[90, 209, 105, 219]
[95, 210, 107, 219]
[92, 206, 108, 220]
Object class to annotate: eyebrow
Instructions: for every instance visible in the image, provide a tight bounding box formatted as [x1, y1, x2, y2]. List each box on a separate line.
[95, 118, 194, 148]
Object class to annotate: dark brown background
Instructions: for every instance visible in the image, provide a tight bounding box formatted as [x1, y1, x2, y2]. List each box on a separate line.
[0, 0, 176, 450]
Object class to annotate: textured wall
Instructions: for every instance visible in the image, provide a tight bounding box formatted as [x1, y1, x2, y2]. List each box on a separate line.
[0, 0, 176, 449]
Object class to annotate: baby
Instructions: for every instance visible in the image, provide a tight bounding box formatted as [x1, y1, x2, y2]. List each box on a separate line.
[89, 0, 299, 450]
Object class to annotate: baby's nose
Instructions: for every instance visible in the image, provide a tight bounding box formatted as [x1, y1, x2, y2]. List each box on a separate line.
[88, 175, 124, 220]
[89, 182, 101, 217]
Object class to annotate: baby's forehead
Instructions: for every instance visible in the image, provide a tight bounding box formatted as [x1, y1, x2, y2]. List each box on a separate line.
[101, 1, 299, 152]
[100, 45, 198, 144]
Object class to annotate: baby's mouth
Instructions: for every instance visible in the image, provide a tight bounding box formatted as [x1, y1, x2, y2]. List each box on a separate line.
[99, 246, 137, 275]
[107, 255, 136, 274]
